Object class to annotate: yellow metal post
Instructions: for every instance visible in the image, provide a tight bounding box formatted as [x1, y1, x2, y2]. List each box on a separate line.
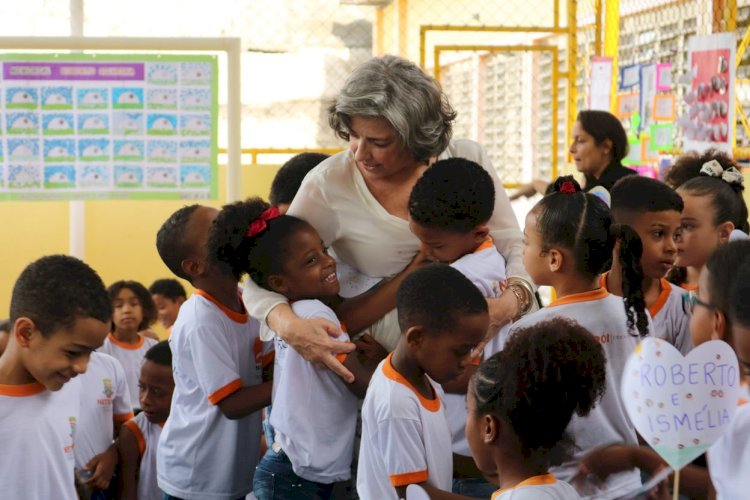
[567, 0, 578, 163]
[604, 0, 620, 114]
[595, 0, 603, 56]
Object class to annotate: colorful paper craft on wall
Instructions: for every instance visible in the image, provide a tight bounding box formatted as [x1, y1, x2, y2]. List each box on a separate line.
[616, 92, 639, 118]
[653, 94, 676, 121]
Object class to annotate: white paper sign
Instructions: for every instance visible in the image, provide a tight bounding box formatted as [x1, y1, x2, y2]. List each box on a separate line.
[621, 338, 741, 470]
[589, 56, 613, 111]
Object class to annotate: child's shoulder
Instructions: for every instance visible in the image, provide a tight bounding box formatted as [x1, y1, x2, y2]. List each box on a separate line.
[364, 358, 439, 420]
[86, 351, 126, 375]
[290, 299, 339, 324]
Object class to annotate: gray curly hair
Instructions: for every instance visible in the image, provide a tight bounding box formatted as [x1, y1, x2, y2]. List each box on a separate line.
[328, 55, 456, 163]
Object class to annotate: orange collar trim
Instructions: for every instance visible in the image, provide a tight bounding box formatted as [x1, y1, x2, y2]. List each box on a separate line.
[474, 237, 494, 254]
[648, 279, 672, 318]
[599, 272, 609, 291]
[548, 287, 608, 308]
[194, 290, 248, 324]
[382, 354, 440, 412]
[107, 333, 145, 350]
[0, 381, 45, 397]
[682, 283, 699, 292]
[491, 473, 556, 498]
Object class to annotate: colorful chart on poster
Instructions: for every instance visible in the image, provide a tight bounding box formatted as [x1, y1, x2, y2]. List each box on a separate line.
[0, 54, 218, 200]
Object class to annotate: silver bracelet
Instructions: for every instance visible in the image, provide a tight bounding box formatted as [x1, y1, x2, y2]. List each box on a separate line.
[507, 278, 534, 316]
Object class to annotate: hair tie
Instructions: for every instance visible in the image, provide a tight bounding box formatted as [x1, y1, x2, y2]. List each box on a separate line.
[246, 206, 282, 238]
[560, 180, 577, 193]
[700, 159, 744, 187]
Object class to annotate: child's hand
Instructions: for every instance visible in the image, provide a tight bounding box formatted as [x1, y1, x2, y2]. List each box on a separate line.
[83, 445, 118, 490]
[355, 334, 388, 366]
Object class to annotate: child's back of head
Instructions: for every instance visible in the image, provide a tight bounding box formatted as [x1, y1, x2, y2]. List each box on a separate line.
[729, 255, 750, 373]
[468, 318, 606, 471]
[269, 152, 330, 210]
[666, 149, 737, 189]
[408, 158, 495, 263]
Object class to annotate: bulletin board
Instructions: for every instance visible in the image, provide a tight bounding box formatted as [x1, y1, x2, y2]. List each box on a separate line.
[0, 53, 218, 200]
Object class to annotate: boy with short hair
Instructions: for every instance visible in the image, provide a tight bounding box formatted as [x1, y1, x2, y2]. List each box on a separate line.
[269, 152, 330, 214]
[605, 175, 691, 353]
[357, 264, 489, 499]
[119, 341, 174, 500]
[408, 157, 510, 496]
[148, 278, 187, 334]
[155, 205, 272, 500]
[0, 255, 112, 499]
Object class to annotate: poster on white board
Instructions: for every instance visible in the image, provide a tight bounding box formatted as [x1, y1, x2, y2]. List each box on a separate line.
[589, 56, 613, 111]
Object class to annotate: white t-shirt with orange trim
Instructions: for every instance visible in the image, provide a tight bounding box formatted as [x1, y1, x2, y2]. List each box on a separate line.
[75, 352, 133, 469]
[0, 377, 82, 500]
[270, 299, 358, 483]
[358, 354, 452, 499]
[157, 290, 264, 500]
[708, 401, 750, 499]
[601, 274, 692, 354]
[123, 411, 163, 500]
[99, 333, 157, 411]
[491, 474, 580, 499]
[510, 288, 643, 500]
[445, 239, 510, 456]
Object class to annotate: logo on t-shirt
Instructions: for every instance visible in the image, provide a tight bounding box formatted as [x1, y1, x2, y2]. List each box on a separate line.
[102, 378, 114, 399]
[64, 416, 77, 454]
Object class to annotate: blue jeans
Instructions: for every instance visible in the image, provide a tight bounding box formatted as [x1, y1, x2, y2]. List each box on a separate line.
[162, 494, 244, 500]
[452, 477, 496, 499]
[253, 448, 336, 500]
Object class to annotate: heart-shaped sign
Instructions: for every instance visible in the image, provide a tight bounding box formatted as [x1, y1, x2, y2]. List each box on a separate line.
[621, 338, 741, 470]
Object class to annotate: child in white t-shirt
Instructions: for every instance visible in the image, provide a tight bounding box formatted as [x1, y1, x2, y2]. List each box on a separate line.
[0, 255, 112, 500]
[75, 351, 133, 497]
[155, 204, 273, 500]
[408, 157, 511, 497]
[98, 280, 158, 410]
[605, 175, 692, 354]
[210, 198, 387, 499]
[358, 264, 489, 499]
[118, 341, 174, 500]
[466, 318, 606, 500]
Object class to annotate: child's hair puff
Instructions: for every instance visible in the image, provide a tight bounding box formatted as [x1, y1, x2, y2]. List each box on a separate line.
[471, 318, 606, 470]
[208, 197, 310, 287]
[534, 176, 648, 336]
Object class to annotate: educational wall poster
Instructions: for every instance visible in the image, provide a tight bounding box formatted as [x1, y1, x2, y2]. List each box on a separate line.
[589, 56, 613, 111]
[0, 53, 218, 201]
[682, 33, 735, 155]
[638, 64, 657, 133]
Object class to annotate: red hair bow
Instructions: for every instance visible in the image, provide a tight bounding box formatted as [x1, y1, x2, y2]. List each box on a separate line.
[246, 206, 282, 238]
[560, 180, 576, 193]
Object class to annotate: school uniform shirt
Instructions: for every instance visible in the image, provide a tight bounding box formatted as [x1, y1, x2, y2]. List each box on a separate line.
[707, 401, 750, 499]
[98, 333, 158, 410]
[601, 274, 692, 354]
[75, 352, 133, 470]
[491, 474, 581, 499]
[244, 139, 530, 350]
[123, 412, 164, 500]
[510, 288, 645, 500]
[0, 377, 82, 500]
[358, 354, 452, 499]
[270, 300, 358, 483]
[444, 239, 510, 456]
[157, 290, 264, 500]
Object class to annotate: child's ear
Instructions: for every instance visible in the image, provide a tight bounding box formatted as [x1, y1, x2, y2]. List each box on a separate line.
[482, 413, 500, 444]
[180, 257, 206, 279]
[472, 224, 490, 244]
[13, 317, 37, 348]
[405, 326, 424, 349]
[267, 275, 289, 295]
[717, 221, 735, 243]
[547, 248, 564, 273]
[711, 309, 728, 343]
[601, 138, 613, 157]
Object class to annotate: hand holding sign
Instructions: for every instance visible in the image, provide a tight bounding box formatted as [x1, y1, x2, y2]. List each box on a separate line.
[621, 338, 740, 470]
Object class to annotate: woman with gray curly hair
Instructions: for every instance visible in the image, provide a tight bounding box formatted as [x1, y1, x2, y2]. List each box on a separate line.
[243, 55, 533, 380]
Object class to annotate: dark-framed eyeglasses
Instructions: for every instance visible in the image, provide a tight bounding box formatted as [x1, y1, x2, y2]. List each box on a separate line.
[682, 292, 718, 315]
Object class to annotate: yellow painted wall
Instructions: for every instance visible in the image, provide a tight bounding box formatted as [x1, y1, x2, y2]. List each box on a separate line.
[0, 164, 282, 326]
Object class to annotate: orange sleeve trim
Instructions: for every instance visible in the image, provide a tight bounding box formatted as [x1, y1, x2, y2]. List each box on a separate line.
[335, 353, 348, 364]
[389, 470, 428, 487]
[207, 378, 243, 405]
[548, 287, 608, 307]
[382, 354, 441, 412]
[194, 290, 248, 324]
[648, 279, 672, 318]
[123, 420, 145, 457]
[0, 382, 45, 397]
[114, 412, 135, 422]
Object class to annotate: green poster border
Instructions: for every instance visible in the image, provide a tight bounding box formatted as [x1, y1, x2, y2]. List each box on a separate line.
[0, 52, 219, 201]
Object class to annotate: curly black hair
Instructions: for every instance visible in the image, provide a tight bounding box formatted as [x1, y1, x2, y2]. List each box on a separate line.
[408, 157, 495, 232]
[10, 255, 112, 337]
[208, 197, 311, 287]
[396, 263, 487, 335]
[156, 204, 202, 281]
[108, 280, 157, 332]
[534, 176, 648, 337]
[471, 318, 606, 470]
[269, 152, 329, 206]
[665, 149, 737, 189]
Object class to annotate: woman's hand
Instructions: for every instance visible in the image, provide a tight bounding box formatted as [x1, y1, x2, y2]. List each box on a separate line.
[269, 305, 356, 383]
